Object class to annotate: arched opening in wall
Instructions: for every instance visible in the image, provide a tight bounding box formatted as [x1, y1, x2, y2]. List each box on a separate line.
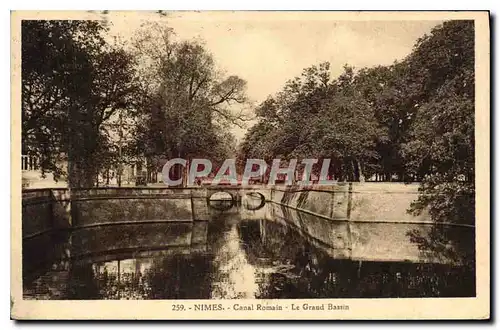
[243, 192, 266, 211]
[207, 191, 235, 211]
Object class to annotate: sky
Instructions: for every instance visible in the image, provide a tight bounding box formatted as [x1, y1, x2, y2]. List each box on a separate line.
[104, 11, 442, 139]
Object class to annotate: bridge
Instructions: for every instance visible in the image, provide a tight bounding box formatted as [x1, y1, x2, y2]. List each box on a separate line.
[21, 183, 474, 276]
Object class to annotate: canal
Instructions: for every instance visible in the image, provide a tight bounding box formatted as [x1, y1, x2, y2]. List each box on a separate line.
[22, 191, 475, 299]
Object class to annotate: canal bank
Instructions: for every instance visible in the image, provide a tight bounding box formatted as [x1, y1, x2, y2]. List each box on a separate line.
[21, 183, 475, 299]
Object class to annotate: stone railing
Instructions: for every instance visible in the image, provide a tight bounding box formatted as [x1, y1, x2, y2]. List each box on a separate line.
[21, 184, 474, 268]
[21, 187, 212, 239]
[268, 183, 434, 224]
[267, 183, 474, 265]
[22, 187, 215, 271]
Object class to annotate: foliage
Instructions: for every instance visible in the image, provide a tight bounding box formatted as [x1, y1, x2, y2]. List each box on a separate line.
[22, 20, 104, 180]
[238, 62, 384, 181]
[399, 21, 475, 266]
[129, 23, 250, 173]
[22, 20, 140, 187]
[22, 18, 477, 246]
[238, 21, 476, 238]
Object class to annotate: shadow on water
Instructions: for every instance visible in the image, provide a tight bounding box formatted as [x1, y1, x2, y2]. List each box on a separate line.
[22, 197, 475, 300]
[406, 225, 475, 268]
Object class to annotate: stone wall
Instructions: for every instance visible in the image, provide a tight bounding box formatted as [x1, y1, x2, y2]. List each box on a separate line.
[21, 188, 214, 236]
[269, 183, 431, 223]
[22, 189, 59, 273]
[21, 184, 474, 268]
[22, 189, 55, 239]
[268, 183, 474, 265]
[21, 188, 212, 271]
[21, 186, 271, 239]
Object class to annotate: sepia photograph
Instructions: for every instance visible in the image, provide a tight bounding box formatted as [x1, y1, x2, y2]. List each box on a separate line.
[10, 10, 490, 320]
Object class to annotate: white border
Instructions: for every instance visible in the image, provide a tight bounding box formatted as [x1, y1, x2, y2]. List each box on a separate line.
[3, 1, 496, 328]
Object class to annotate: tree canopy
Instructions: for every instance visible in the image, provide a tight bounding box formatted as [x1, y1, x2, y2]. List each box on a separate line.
[127, 23, 249, 177]
[22, 20, 140, 186]
[238, 20, 476, 256]
[238, 20, 474, 187]
[22, 19, 476, 244]
[21, 20, 246, 186]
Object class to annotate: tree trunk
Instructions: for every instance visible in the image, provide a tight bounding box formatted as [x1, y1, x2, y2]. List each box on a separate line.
[356, 160, 365, 183]
[350, 160, 357, 182]
[68, 159, 80, 188]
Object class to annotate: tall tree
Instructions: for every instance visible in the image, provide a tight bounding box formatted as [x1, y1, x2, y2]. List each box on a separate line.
[130, 23, 249, 180]
[239, 63, 383, 181]
[22, 20, 140, 187]
[22, 20, 103, 179]
[402, 21, 475, 228]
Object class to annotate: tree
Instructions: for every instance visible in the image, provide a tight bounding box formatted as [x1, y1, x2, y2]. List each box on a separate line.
[401, 20, 474, 221]
[22, 20, 104, 180]
[352, 64, 411, 181]
[22, 20, 140, 187]
[69, 45, 139, 187]
[399, 21, 475, 266]
[238, 63, 383, 181]
[130, 23, 250, 181]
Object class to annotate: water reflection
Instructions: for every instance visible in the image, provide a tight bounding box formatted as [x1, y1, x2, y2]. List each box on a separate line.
[23, 202, 475, 300]
[210, 219, 259, 299]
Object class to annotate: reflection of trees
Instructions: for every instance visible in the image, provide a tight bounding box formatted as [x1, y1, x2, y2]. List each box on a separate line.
[94, 255, 212, 299]
[354, 262, 475, 298]
[238, 218, 475, 298]
[23, 231, 72, 299]
[90, 260, 151, 300]
[25, 211, 475, 300]
[405, 223, 475, 297]
[406, 224, 475, 268]
[65, 252, 213, 300]
[210, 224, 260, 299]
[238, 219, 334, 298]
[67, 263, 101, 299]
[207, 213, 262, 299]
[143, 255, 212, 299]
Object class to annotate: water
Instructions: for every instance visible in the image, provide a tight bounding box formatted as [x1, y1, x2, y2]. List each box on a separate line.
[23, 202, 475, 300]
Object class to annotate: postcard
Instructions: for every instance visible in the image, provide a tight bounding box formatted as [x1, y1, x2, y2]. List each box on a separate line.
[11, 10, 490, 320]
